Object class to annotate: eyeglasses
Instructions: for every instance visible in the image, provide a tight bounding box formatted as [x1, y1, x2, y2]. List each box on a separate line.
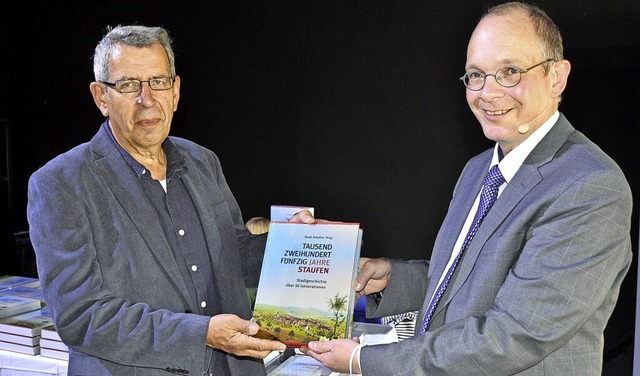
[100, 76, 175, 93]
[460, 58, 553, 91]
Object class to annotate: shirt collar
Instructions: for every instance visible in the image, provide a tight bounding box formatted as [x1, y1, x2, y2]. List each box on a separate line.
[103, 121, 187, 179]
[491, 110, 559, 183]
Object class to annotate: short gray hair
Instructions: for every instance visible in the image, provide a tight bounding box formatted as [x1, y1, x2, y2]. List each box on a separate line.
[93, 25, 176, 82]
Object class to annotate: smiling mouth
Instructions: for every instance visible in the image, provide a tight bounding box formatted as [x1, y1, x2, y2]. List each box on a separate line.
[484, 109, 510, 115]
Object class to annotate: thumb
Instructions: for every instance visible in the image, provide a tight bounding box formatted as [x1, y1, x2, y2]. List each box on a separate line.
[242, 319, 260, 336]
[307, 340, 329, 353]
[297, 210, 316, 223]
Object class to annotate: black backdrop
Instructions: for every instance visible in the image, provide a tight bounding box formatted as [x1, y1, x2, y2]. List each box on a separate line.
[1, 0, 638, 368]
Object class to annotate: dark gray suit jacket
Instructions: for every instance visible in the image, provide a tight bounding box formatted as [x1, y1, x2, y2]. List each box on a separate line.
[362, 113, 632, 375]
[27, 122, 267, 375]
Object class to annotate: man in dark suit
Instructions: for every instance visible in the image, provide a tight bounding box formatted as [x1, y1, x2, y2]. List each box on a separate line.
[302, 3, 633, 375]
[26, 25, 312, 375]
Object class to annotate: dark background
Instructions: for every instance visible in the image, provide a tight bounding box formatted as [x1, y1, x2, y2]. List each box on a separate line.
[1, 0, 638, 372]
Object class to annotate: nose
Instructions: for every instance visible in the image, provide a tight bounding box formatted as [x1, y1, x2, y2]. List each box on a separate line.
[479, 74, 504, 100]
[135, 82, 156, 105]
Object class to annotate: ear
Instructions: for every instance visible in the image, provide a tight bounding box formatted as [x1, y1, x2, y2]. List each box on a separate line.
[89, 82, 110, 117]
[550, 59, 571, 99]
[172, 75, 181, 112]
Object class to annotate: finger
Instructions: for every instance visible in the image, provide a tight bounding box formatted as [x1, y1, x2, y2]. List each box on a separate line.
[353, 259, 376, 292]
[306, 340, 331, 354]
[232, 337, 286, 358]
[358, 257, 371, 269]
[289, 210, 315, 223]
[243, 349, 277, 359]
[250, 337, 287, 352]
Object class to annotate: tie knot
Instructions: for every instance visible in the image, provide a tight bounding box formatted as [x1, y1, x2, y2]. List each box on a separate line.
[485, 165, 505, 188]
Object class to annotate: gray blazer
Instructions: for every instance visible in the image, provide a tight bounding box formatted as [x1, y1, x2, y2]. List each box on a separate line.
[362, 113, 632, 375]
[27, 122, 268, 375]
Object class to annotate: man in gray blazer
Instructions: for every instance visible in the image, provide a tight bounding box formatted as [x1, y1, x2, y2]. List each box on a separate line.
[302, 3, 633, 375]
[26, 25, 300, 375]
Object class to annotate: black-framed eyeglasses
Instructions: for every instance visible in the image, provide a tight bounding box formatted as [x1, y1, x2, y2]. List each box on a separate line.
[460, 58, 554, 91]
[100, 76, 175, 93]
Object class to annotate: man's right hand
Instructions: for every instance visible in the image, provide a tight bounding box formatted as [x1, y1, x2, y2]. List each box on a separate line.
[206, 314, 286, 359]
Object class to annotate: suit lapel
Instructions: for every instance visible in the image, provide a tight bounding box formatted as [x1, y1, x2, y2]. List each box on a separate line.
[433, 115, 575, 319]
[421, 155, 490, 315]
[446, 163, 540, 296]
[179, 168, 225, 275]
[90, 127, 193, 307]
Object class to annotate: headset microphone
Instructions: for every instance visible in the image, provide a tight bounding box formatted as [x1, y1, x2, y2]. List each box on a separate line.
[517, 99, 551, 134]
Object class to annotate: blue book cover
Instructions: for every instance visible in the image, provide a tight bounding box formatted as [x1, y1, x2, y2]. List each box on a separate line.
[0, 295, 42, 320]
[252, 221, 362, 347]
[0, 285, 45, 305]
[0, 275, 39, 290]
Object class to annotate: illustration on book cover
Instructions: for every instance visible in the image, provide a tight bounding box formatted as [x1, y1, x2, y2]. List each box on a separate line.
[252, 221, 362, 347]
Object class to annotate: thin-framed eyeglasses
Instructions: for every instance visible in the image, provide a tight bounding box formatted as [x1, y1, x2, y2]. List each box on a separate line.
[460, 58, 554, 91]
[100, 76, 175, 93]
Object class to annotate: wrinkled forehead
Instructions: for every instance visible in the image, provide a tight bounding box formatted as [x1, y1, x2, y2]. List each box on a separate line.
[108, 44, 171, 79]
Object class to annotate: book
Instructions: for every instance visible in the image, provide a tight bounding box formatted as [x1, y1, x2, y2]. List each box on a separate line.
[0, 294, 42, 319]
[252, 221, 363, 347]
[263, 349, 282, 373]
[40, 337, 68, 352]
[0, 340, 40, 355]
[0, 285, 45, 306]
[0, 307, 54, 336]
[41, 324, 62, 341]
[39, 324, 69, 359]
[270, 205, 315, 222]
[40, 346, 69, 361]
[351, 322, 399, 345]
[20, 280, 42, 289]
[0, 331, 40, 346]
[0, 275, 39, 290]
[269, 355, 332, 376]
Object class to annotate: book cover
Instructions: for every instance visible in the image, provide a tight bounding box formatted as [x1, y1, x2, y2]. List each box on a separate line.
[0, 307, 54, 336]
[40, 347, 69, 361]
[270, 205, 315, 222]
[0, 285, 45, 306]
[0, 294, 42, 319]
[252, 222, 362, 347]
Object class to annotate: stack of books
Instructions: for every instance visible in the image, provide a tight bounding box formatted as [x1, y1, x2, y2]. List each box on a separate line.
[0, 275, 45, 307]
[0, 305, 53, 356]
[0, 275, 69, 359]
[40, 324, 69, 361]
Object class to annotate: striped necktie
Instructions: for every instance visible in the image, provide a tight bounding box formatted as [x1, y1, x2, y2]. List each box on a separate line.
[418, 165, 505, 334]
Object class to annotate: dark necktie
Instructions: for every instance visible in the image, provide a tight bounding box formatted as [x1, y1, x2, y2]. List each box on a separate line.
[418, 164, 505, 334]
